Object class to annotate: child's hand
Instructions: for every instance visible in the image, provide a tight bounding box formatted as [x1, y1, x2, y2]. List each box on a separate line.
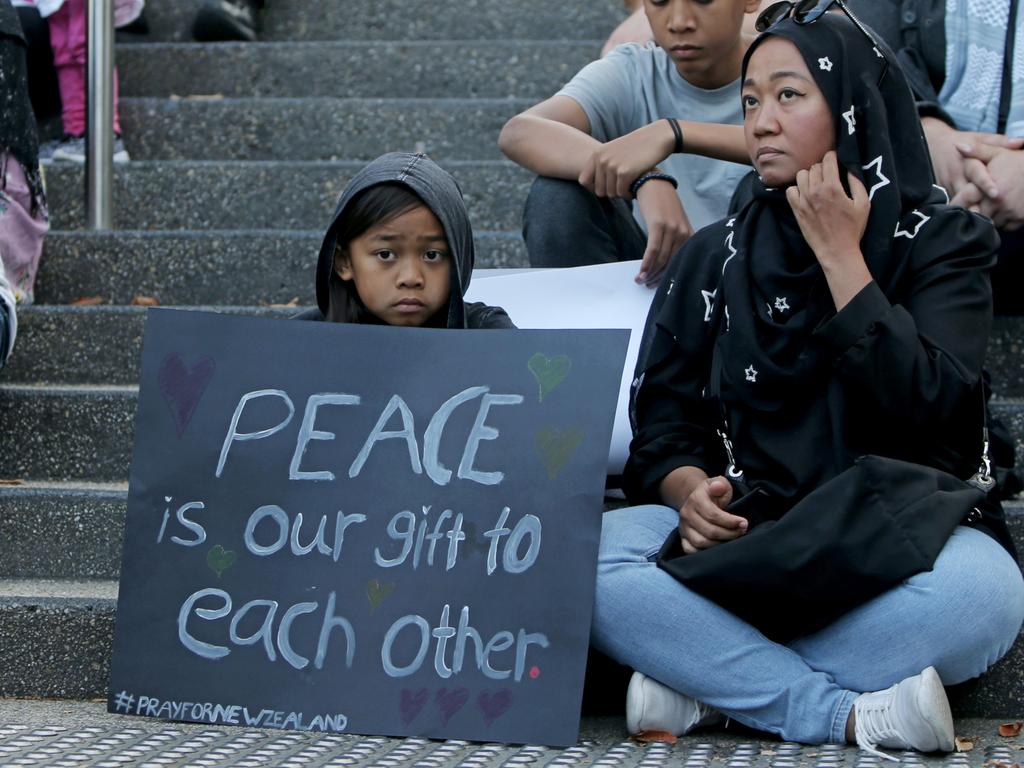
[578, 122, 676, 199]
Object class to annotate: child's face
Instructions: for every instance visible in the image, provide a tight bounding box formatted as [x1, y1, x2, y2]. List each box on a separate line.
[742, 36, 835, 187]
[336, 204, 452, 327]
[644, 0, 761, 88]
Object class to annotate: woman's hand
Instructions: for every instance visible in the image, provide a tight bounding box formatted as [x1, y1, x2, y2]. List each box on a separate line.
[678, 476, 748, 555]
[634, 180, 693, 286]
[787, 151, 872, 310]
[786, 151, 869, 262]
[578, 122, 675, 199]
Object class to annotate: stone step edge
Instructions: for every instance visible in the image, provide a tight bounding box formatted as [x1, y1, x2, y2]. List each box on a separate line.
[1, 481, 1021, 513]
[43, 229, 519, 239]
[116, 39, 604, 49]
[0, 578, 118, 602]
[119, 96, 534, 106]
[44, 159, 520, 170]
[4, 382, 1019, 411]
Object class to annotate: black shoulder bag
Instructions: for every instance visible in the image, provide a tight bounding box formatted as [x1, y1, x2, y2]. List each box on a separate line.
[656, 342, 992, 643]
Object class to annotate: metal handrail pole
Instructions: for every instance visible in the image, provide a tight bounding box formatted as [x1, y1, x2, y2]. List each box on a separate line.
[86, 0, 114, 229]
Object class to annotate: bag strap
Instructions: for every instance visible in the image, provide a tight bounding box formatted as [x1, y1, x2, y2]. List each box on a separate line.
[967, 391, 996, 492]
[997, 0, 1018, 136]
[708, 334, 745, 481]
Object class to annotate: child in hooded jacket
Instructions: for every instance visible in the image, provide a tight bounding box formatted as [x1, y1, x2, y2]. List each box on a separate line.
[297, 152, 513, 330]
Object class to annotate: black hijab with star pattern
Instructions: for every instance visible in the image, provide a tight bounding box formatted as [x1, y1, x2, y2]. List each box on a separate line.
[709, 11, 946, 413]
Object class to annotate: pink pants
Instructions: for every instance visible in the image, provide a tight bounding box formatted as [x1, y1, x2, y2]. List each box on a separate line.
[47, 0, 121, 137]
[0, 154, 49, 304]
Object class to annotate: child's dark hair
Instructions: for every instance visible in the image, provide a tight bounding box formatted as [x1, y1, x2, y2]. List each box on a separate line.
[330, 182, 435, 324]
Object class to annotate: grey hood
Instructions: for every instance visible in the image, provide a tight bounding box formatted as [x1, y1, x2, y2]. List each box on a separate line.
[316, 152, 476, 328]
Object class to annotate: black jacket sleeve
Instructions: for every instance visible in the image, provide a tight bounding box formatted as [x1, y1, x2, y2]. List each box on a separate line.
[623, 230, 728, 504]
[464, 301, 516, 329]
[814, 207, 998, 472]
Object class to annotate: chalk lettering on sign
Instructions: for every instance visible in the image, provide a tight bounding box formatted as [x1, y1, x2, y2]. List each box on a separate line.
[373, 506, 465, 571]
[153, 501, 207, 547]
[178, 588, 356, 669]
[243, 505, 367, 562]
[483, 508, 542, 575]
[229, 599, 278, 661]
[123, 693, 347, 731]
[215, 386, 525, 486]
[216, 389, 296, 478]
[379, 604, 549, 682]
[457, 393, 524, 485]
[349, 395, 422, 479]
[156, 496, 172, 543]
[289, 393, 362, 481]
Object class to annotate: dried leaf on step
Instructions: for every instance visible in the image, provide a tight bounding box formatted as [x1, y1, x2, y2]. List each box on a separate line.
[955, 737, 975, 752]
[268, 297, 300, 308]
[131, 295, 159, 306]
[0, 478, 24, 485]
[186, 93, 225, 100]
[1001, 722, 1024, 738]
[71, 296, 103, 306]
[631, 730, 677, 745]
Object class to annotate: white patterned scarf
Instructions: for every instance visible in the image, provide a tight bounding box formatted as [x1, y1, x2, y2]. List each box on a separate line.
[939, 0, 1024, 136]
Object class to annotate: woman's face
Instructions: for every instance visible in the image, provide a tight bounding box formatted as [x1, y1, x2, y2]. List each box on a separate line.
[742, 36, 835, 187]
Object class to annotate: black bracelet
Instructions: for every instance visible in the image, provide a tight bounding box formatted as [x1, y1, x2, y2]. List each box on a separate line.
[630, 171, 678, 199]
[666, 117, 684, 154]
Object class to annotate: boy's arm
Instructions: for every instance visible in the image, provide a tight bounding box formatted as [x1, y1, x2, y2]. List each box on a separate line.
[497, 95, 602, 180]
[582, 120, 749, 198]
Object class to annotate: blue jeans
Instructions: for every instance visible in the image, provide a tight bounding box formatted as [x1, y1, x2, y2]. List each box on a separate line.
[522, 176, 647, 268]
[592, 505, 1024, 744]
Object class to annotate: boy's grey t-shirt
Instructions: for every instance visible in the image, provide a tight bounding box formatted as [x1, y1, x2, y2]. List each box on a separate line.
[558, 42, 750, 232]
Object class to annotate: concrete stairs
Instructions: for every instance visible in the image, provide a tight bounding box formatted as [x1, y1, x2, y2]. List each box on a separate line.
[0, 0, 1021, 728]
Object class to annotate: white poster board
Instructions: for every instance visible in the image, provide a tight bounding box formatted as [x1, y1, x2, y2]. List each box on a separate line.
[467, 261, 656, 475]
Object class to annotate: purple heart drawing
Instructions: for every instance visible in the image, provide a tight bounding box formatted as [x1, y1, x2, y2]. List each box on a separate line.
[477, 689, 513, 726]
[158, 353, 216, 438]
[400, 687, 429, 726]
[434, 687, 469, 726]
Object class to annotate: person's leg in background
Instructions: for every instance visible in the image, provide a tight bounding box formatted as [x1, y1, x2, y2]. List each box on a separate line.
[47, 0, 128, 163]
[522, 176, 646, 268]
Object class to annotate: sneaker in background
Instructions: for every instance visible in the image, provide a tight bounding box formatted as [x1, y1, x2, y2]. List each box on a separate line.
[50, 134, 85, 163]
[192, 0, 262, 42]
[37, 137, 62, 164]
[626, 671, 724, 737]
[51, 134, 130, 164]
[853, 666, 955, 761]
[113, 135, 130, 163]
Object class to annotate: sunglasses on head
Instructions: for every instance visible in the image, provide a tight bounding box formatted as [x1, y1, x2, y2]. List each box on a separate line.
[755, 0, 888, 86]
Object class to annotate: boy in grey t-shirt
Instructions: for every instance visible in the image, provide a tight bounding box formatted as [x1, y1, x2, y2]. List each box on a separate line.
[498, 0, 759, 286]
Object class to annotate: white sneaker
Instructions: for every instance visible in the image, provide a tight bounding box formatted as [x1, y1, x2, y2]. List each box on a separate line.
[50, 134, 130, 164]
[853, 666, 955, 762]
[626, 671, 723, 736]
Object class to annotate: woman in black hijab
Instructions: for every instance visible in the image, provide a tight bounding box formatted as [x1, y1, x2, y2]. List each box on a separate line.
[594, 4, 1023, 758]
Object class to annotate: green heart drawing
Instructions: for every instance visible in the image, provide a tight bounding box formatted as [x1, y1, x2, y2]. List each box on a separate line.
[206, 544, 236, 579]
[528, 353, 571, 402]
[536, 426, 585, 480]
[367, 578, 396, 612]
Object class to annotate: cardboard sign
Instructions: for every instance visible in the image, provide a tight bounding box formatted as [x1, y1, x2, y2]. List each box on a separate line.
[467, 262, 656, 475]
[108, 309, 628, 746]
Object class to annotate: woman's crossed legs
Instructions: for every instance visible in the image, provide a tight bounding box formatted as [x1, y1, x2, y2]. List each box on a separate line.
[592, 505, 1024, 744]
